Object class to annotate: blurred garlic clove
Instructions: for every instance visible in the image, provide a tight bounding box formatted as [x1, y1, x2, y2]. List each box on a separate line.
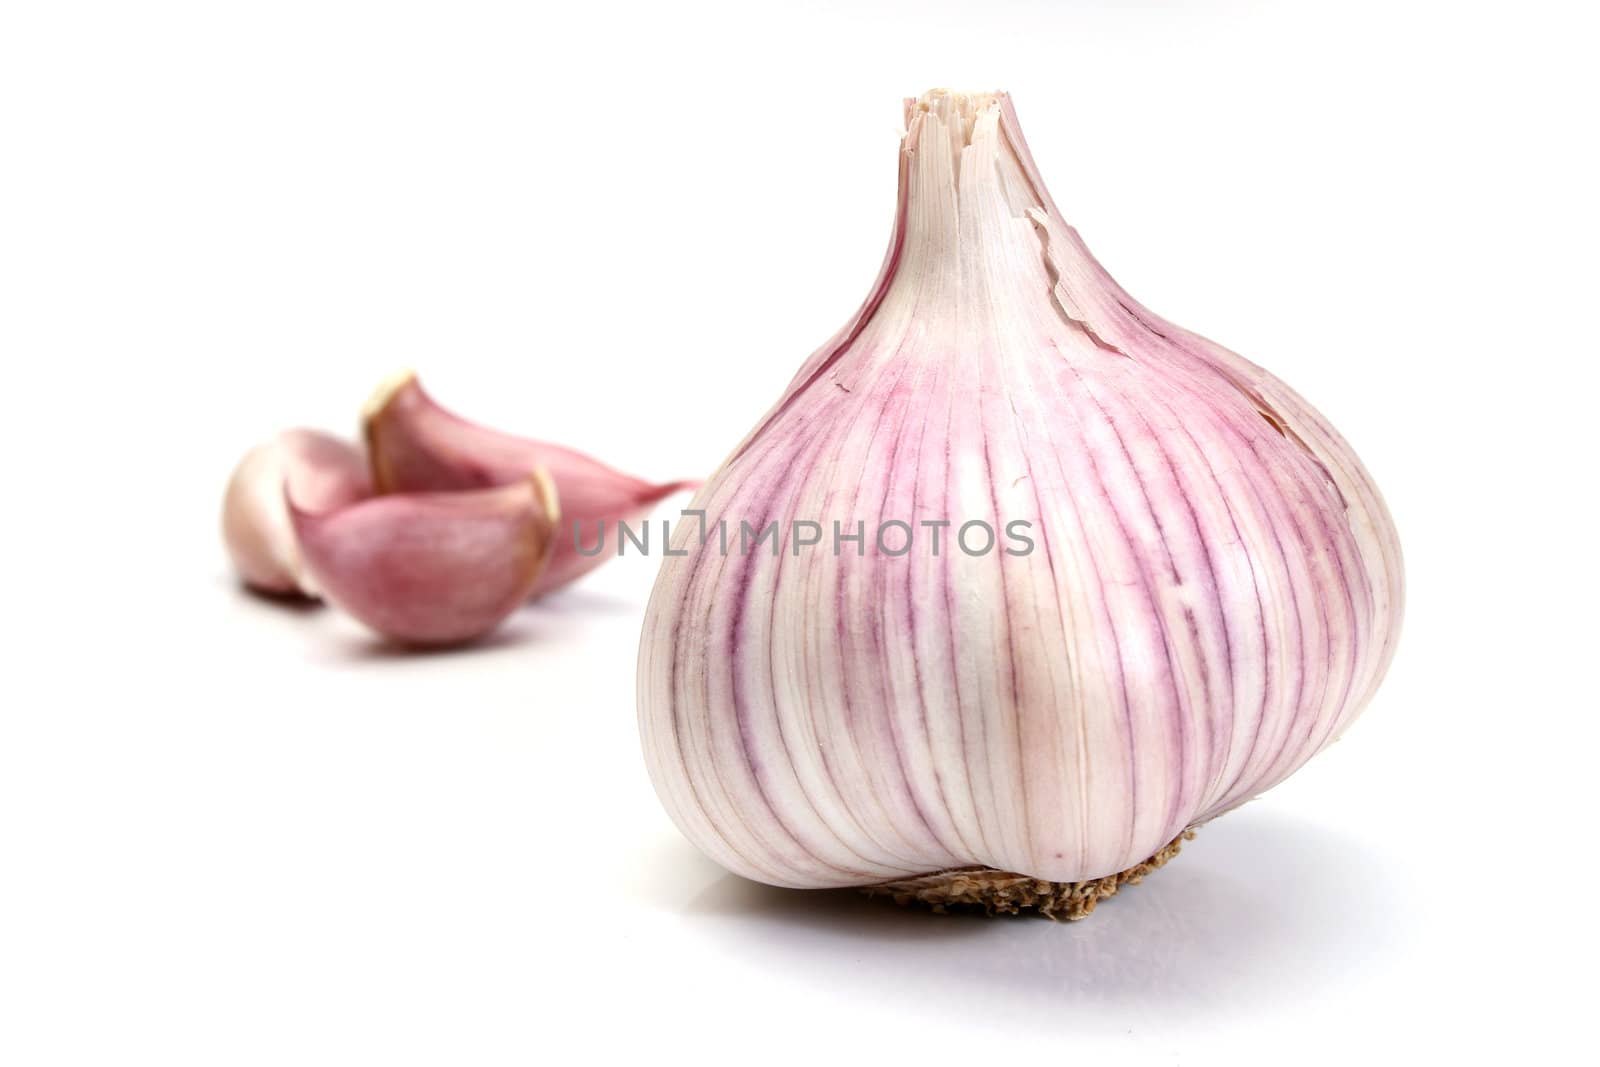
[362, 370, 696, 595]
[288, 469, 559, 646]
[221, 429, 371, 597]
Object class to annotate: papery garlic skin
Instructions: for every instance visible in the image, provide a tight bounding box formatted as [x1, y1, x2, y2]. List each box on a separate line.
[363, 372, 696, 596]
[289, 470, 559, 646]
[637, 91, 1403, 891]
[222, 430, 371, 597]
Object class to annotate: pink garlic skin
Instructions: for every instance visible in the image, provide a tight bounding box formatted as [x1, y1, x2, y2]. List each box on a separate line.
[221, 430, 371, 596]
[363, 372, 696, 596]
[288, 472, 558, 646]
[637, 92, 1404, 889]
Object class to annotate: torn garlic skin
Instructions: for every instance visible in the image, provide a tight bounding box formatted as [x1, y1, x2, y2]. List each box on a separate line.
[637, 91, 1402, 916]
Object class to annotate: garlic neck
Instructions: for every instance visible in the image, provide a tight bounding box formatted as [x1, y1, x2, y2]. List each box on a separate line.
[885, 89, 1132, 361]
[889, 91, 1070, 334]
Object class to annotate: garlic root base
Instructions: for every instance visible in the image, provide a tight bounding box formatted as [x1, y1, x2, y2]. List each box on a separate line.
[861, 830, 1196, 921]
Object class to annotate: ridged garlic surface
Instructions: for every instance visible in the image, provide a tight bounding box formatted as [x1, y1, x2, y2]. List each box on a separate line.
[638, 91, 1403, 892]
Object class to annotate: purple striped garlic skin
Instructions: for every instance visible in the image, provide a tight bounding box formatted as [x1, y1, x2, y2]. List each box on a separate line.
[637, 91, 1403, 889]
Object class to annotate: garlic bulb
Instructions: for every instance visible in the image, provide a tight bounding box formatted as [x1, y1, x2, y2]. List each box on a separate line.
[289, 470, 559, 646]
[222, 429, 371, 597]
[363, 371, 696, 597]
[637, 91, 1403, 916]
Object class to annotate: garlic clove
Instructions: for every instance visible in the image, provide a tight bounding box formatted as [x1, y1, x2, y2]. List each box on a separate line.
[222, 429, 371, 597]
[636, 90, 1404, 916]
[362, 371, 696, 596]
[287, 469, 559, 646]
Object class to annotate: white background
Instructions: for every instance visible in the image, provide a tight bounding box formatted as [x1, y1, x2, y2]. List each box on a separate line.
[3, 1, 1596, 1063]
